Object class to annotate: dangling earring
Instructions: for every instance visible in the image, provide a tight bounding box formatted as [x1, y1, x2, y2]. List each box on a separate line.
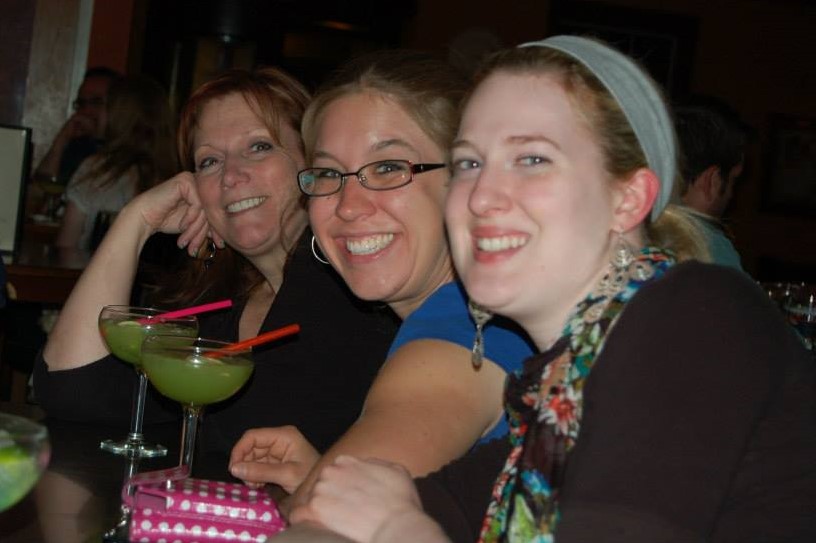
[202, 239, 217, 270]
[598, 232, 635, 297]
[612, 231, 635, 272]
[468, 299, 493, 370]
[311, 235, 329, 265]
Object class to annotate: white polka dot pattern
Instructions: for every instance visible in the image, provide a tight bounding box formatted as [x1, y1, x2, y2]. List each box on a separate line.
[128, 470, 286, 542]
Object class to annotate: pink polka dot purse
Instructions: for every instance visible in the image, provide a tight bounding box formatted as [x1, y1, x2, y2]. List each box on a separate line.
[125, 466, 287, 543]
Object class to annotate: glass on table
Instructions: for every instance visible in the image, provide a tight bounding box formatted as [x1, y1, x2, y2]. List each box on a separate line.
[0, 413, 50, 512]
[760, 281, 804, 311]
[784, 285, 816, 352]
[141, 336, 253, 473]
[98, 305, 198, 457]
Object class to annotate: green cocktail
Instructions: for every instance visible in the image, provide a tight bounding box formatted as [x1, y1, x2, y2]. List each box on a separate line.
[100, 320, 197, 366]
[97, 305, 198, 458]
[142, 353, 253, 406]
[141, 336, 253, 472]
[0, 413, 50, 512]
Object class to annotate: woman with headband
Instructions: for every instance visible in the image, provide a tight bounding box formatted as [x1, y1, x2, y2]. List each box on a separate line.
[287, 36, 816, 543]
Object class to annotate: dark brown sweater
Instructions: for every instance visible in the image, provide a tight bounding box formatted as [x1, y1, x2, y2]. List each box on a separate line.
[419, 262, 816, 542]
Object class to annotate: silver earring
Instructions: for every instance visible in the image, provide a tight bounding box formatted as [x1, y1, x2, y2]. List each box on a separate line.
[598, 232, 635, 297]
[468, 299, 493, 370]
[612, 232, 635, 272]
[311, 235, 329, 265]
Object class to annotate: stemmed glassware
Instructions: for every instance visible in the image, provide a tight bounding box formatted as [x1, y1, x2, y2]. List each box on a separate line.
[141, 336, 254, 472]
[98, 305, 198, 457]
[0, 413, 50, 512]
[785, 285, 816, 353]
[761, 281, 804, 312]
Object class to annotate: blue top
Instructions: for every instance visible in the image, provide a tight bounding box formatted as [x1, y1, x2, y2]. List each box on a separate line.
[694, 214, 743, 271]
[388, 281, 536, 443]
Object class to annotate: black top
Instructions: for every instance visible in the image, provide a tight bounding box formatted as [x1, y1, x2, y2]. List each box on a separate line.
[33, 232, 400, 475]
[418, 262, 816, 542]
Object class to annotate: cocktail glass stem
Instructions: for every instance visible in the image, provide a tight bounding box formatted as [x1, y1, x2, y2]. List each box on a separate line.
[180, 405, 203, 472]
[99, 368, 167, 458]
[128, 370, 149, 441]
[104, 455, 142, 542]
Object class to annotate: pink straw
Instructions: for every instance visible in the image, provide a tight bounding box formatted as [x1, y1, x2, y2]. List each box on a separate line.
[137, 299, 233, 324]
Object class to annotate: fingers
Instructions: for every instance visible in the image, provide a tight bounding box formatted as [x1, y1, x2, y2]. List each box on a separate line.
[176, 206, 208, 255]
[229, 461, 308, 494]
[230, 426, 315, 464]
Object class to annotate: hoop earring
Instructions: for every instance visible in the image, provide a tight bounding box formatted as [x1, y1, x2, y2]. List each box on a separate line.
[311, 235, 329, 265]
[468, 299, 493, 370]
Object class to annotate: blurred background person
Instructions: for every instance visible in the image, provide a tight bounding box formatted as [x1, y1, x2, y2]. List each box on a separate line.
[55, 74, 177, 251]
[675, 98, 751, 270]
[29, 67, 121, 217]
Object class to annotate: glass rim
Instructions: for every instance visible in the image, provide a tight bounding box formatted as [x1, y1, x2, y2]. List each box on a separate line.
[141, 335, 253, 357]
[0, 412, 48, 441]
[99, 305, 197, 322]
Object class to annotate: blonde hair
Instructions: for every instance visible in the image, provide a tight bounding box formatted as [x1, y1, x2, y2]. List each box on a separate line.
[301, 50, 467, 163]
[474, 45, 709, 262]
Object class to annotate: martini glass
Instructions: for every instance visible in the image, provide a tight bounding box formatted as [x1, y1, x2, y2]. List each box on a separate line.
[785, 285, 816, 353]
[0, 413, 50, 511]
[141, 336, 253, 472]
[98, 305, 198, 457]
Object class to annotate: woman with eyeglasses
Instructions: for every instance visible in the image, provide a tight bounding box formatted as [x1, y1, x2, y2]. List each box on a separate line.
[285, 37, 816, 543]
[228, 50, 533, 500]
[35, 67, 399, 474]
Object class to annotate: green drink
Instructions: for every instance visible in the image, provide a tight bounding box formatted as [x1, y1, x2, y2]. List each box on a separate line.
[100, 320, 196, 366]
[142, 352, 253, 406]
[141, 336, 253, 472]
[0, 414, 50, 512]
[97, 305, 198, 458]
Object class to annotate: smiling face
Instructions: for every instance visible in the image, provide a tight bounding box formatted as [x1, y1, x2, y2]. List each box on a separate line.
[446, 72, 623, 344]
[307, 91, 453, 318]
[193, 92, 306, 261]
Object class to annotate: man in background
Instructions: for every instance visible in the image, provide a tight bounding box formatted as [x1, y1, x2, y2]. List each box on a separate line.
[675, 98, 751, 270]
[29, 67, 120, 209]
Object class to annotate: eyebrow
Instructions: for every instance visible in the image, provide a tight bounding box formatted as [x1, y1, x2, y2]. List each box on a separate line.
[452, 134, 561, 151]
[312, 138, 418, 163]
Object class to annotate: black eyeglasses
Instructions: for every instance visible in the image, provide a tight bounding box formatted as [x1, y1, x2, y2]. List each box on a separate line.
[297, 159, 446, 197]
[72, 97, 106, 110]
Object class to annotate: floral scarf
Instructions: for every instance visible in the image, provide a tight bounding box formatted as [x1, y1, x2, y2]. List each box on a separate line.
[478, 247, 675, 543]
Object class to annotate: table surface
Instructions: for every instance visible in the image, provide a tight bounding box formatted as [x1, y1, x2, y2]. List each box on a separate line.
[0, 404, 352, 543]
[5, 240, 90, 305]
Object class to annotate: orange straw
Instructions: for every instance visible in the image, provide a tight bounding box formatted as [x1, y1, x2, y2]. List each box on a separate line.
[138, 300, 233, 325]
[211, 324, 301, 358]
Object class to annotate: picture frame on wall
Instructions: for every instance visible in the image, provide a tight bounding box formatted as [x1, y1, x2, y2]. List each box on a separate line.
[0, 124, 31, 259]
[762, 114, 816, 216]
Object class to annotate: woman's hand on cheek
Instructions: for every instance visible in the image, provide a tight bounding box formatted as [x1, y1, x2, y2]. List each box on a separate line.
[289, 456, 422, 543]
[128, 172, 210, 255]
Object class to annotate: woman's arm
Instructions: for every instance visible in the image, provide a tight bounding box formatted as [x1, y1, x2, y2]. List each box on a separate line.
[54, 200, 87, 249]
[42, 172, 210, 371]
[230, 339, 506, 499]
[298, 340, 505, 506]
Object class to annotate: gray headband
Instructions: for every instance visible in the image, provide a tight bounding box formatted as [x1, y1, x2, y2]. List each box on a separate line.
[519, 36, 675, 220]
